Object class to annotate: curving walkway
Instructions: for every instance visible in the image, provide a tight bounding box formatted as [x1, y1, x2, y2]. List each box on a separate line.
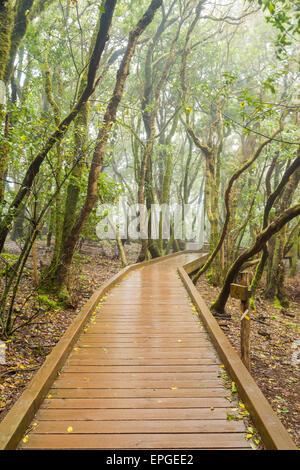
[21, 253, 250, 450]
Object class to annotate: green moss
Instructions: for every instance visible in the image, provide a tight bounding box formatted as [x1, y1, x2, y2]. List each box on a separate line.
[249, 296, 256, 312]
[274, 296, 283, 310]
[36, 294, 58, 309]
[4, 0, 35, 83]
[1, 252, 19, 260]
[0, 1, 13, 82]
[57, 284, 70, 304]
[0, 263, 13, 276]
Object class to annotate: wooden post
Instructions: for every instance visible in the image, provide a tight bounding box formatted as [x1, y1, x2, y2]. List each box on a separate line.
[240, 271, 250, 372]
[229, 271, 251, 371]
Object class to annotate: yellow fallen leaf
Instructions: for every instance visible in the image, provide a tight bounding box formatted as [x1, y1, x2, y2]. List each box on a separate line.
[67, 427, 73, 433]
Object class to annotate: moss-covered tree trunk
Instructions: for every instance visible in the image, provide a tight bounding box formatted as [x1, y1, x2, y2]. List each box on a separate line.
[205, 148, 221, 285]
[157, 110, 179, 254]
[137, 11, 181, 261]
[4, 0, 35, 84]
[43, 60, 64, 269]
[0, 0, 14, 204]
[265, 228, 289, 305]
[264, 166, 300, 306]
[289, 222, 299, 278]
[0, 0, 13, 85]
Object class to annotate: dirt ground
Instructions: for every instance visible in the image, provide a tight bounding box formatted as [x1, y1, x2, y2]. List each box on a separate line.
[196, 272, 300, 448]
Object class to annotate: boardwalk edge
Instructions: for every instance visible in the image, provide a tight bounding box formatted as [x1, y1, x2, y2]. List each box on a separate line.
[178, 258, 297, 451]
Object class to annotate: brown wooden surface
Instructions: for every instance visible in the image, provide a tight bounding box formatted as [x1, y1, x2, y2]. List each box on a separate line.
[20, 253, 250, 450]
[230, 283, 248, 301]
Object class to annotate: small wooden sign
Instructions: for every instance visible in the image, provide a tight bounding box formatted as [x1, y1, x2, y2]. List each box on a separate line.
[230, 283, 248, 301]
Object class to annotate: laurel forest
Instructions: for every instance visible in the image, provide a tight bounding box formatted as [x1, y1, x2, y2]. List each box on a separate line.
[0, 0, 299, 445]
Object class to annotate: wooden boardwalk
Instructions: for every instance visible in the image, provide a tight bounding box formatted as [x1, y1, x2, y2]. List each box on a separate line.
[21, 253, 250, 450]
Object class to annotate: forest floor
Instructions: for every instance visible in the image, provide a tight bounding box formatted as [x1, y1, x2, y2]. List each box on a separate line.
[196, 272, 300, 448]
[0, 239, 140, 424]
[0, 242, 299, 449]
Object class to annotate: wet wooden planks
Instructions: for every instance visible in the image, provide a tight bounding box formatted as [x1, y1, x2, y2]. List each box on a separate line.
[21, 253, 250, 450]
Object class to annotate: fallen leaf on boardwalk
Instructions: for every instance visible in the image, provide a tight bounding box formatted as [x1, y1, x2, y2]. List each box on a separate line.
[226, 413, 236, 421]
[67, 427, 73, 433]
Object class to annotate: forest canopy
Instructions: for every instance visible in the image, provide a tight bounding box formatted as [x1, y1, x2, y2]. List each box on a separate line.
[0, 0, 299, 337]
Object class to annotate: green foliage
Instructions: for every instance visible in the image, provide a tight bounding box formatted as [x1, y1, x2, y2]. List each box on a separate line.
[98, 173, 124, 203]
[1, 253, 19, 261]
[249, 0, 300, 56]
[0, 0, 299, 334]
[274, 296, 283, 310]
